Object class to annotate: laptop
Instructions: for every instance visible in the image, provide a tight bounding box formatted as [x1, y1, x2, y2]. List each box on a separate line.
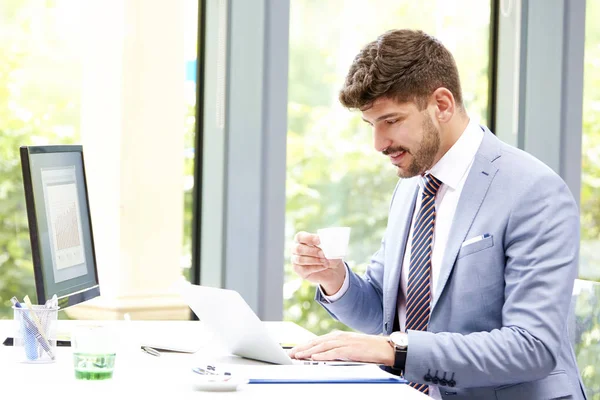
[179, 284, 369, 365]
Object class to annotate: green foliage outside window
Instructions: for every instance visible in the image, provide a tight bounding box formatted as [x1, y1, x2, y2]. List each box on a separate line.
[0, 1, 197, 316]
[573, 283, 600, 399]
[0, 1, 81, 314]
[576, 1, 600, 398]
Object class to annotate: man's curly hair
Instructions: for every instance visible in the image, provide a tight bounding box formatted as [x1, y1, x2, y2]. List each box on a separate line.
[339, 29, 463, 111]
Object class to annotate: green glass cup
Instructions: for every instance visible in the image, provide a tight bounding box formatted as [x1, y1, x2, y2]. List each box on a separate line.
[73, 352, 116, 380]
[71, 325, 117, 380]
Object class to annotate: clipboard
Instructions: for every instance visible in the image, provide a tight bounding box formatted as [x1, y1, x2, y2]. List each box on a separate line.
[248, 377, 406, 384]
[231, 364, 407, 385]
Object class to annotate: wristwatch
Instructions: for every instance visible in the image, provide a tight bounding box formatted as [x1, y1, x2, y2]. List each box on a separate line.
[388, 331, 408, 372]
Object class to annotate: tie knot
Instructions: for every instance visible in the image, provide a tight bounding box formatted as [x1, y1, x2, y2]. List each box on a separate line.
[422, 174, 442, 197]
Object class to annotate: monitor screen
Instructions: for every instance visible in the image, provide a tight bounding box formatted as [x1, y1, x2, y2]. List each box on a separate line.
[20, 145, 100, 308]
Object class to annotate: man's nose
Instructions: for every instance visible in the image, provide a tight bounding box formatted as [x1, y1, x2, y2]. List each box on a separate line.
[373, 129, 392, 153]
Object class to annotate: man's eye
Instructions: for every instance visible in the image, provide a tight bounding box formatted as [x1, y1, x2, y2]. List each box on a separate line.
[385, 119, 398, 125]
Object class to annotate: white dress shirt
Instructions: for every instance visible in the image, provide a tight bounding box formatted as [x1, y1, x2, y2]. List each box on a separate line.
[322, 119, 483, 399]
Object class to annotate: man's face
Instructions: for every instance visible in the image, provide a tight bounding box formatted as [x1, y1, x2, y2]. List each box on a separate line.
[361, 97, 441, 178]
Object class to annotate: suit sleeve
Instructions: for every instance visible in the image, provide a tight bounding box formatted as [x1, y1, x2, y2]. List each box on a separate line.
[404, 172, 580, 388]
[314, 238, 386, 334]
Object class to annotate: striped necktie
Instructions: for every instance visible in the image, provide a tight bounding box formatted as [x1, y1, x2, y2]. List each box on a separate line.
[406, 173, 442, 394]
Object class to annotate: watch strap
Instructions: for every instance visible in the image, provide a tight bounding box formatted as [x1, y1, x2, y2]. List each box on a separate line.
[393, 346, 407, 371]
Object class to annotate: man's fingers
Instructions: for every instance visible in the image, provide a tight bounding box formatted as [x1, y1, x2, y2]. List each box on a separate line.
[292, 263, 328, 279]
[289, 335, 328, 357]
[291, 254, 327, 266]
[307, 348, 345, 362]
[293, 243, 325, 259]
[289, 341, 321, 358]
[294, 231, 320, 246]
[289, 333, 341, 358]
[294, 340, 344, 360]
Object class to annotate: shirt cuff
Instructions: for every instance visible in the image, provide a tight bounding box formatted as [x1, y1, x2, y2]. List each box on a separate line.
[319, 263, 349, 303]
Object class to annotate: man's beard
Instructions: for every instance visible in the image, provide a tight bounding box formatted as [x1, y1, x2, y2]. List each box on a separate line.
[391, 114, 440, 178]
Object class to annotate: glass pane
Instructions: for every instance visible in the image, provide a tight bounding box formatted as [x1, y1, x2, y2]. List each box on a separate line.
[581, 1, 600, 284]
[0, 0, 83, 317]
[578, 1, 600, 397]
[0, 1, 197, 319]
[284, 0, 491, 334]
[571, 281, 600, 399]
[183, 0, 199, 282]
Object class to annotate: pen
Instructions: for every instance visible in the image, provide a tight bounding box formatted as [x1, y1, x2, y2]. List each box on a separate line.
[23, 295, 50, 359]
[10, 297, 55, 360]
[141, 346, 161, 357]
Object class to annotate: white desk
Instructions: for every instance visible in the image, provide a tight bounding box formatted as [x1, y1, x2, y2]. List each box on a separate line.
[0, 320, 427, 399]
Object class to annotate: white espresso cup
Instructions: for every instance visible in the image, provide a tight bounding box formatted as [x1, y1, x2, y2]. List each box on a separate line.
[317, 227, 351, 259]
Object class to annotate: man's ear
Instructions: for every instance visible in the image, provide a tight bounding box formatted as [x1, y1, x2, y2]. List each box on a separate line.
[430, 87, 455, 123]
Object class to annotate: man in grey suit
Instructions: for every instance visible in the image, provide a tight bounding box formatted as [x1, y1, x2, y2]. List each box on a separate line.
[289, 29, 587, 399]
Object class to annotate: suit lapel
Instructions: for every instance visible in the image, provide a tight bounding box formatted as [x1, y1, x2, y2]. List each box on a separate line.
[383, 180, 418, 331]
[431, 130, 500, 311]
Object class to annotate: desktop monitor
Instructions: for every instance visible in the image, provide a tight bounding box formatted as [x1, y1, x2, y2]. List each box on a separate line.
[19, 145, 100, 309]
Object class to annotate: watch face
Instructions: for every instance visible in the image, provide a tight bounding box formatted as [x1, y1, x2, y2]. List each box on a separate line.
[390, 331, 408, 348]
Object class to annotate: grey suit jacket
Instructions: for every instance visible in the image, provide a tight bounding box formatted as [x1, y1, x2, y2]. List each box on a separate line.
[316, 128, 587, 400]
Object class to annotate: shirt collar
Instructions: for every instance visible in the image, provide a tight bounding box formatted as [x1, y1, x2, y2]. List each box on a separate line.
[422, 119, 484, 190]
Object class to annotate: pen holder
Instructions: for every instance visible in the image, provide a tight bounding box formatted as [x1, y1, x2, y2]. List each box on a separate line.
[13, 305, 58, 363]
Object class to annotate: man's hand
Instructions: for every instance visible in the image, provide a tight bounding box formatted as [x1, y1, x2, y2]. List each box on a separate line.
[288, 331, 395, 366]
[292, 231, 346, 295]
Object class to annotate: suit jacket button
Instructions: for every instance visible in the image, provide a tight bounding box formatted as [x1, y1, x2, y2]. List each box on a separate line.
[447, 373, 456, 387]
[424, 369, 433, 382]
[439, 372, 448, 386]
[431, 370, 440, 385]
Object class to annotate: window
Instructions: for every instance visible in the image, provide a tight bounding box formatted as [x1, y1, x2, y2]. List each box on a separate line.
[0, 1, 197, 319]
[577, 1, 600, 397]
[284, 0, 493, 334]
[580, 0, 600, 284]
[0, 0, 83, 316]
